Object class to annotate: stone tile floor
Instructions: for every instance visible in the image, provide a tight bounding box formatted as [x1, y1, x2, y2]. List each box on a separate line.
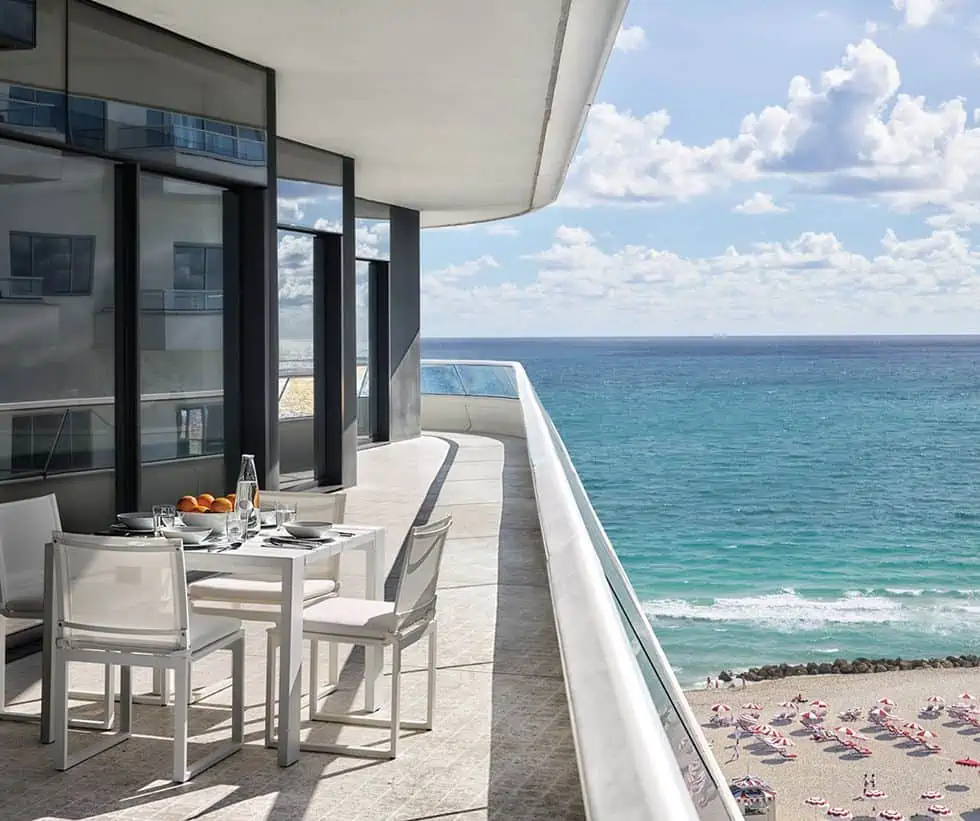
[0, 433, 585, 821]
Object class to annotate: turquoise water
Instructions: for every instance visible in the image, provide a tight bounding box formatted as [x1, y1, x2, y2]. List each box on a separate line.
[421, 336, 980, 686]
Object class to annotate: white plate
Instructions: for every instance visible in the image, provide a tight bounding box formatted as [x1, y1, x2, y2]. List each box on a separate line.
[283, 520, 333, 540]
[160, 527, 212, 545]
[118, 512, 155, 531]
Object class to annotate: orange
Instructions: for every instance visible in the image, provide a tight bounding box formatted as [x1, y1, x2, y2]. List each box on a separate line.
[194, 505, 210, 513]
[209, 497, 233, 513]
[227, 492, 236, 501]
[177, 496, 198, 513]
[198, 493, 215, 506]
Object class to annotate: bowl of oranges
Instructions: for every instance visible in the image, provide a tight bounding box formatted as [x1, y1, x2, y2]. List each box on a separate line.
[178, 493, 238, 534]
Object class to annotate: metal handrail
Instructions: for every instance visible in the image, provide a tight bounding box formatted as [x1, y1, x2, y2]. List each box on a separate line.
[40, 408, 71, 479]
[116, 122, 266, 165]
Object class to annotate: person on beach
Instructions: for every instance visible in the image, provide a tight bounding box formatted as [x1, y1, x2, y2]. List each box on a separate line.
[862, 773, 868, 797]
[706, 676, 712, 689]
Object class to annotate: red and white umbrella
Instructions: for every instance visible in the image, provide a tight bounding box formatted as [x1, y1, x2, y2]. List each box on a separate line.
[731, 775, 770, 789]
[920, 790, 943, 800]
[926, 695, 946, 704]
[877, 812, 903, 821]
[748, 723, 778, 736]
[902, 721, 924, 731]
[835, 726, 868, 740]
[877, 697, 896, 707]
[741, 702, 763, 711]
[956, 757, 980, 768]
[800, 711, 825, 722]
[864, 789, 887, 799]
[779, 700, 798, 709]
[928, 805, 952, 817]
[805, 797, 828, 808]
[810, 699, 829, 709]
[916, 730, 939, 740]
[767, 736, 794, 748]
[826, 809, 852, 820]
[960, 692, 975, 700]
[711, 703, 732, 714]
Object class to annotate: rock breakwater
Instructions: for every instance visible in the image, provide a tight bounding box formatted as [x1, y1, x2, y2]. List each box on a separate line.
[718, 655, 980, 683]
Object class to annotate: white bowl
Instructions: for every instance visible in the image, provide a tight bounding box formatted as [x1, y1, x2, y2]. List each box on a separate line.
[117, 512, 155, 531]
[181, 511, 229, 534]
[283, 521, 332, 540]
[160, 527, 212, 545]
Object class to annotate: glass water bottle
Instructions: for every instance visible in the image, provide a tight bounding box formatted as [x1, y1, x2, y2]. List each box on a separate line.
[235, 454, 259, 529]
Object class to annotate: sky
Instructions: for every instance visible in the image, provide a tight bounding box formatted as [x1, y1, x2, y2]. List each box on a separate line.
[282, 0, 980, 339]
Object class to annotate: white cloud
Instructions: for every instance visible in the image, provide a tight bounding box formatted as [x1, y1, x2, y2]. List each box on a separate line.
[865, 20, 880, 34]
[422, 225, 980, 336]
[892, 0, 947, 27]
[733, 193, 789, 214]
[614, 24, 646, 53]
[484, 223, 521, 237]
[562, 39, 980, 225]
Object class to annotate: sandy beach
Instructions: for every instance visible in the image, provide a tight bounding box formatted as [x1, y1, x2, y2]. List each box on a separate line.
[685, 668, 980, 819]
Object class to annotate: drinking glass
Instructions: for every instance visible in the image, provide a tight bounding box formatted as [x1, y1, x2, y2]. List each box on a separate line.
[153, 504, 176, 534]
[225, 509, 244, 542]
[275, 501, 298, 528]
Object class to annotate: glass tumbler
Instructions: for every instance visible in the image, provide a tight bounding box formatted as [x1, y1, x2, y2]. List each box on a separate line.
[275, 501, 298, 528]
[153, 504, 176, 534]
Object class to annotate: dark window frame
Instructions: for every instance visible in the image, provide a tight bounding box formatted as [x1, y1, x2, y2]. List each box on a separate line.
[10, 230, 95, 296]
[173, 241, 223, 292]
[11, 409, 94, 473]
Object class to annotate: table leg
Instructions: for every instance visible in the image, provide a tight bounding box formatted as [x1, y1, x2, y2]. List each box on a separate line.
[40, 541, 54, 744]
[364, 530, 385, 712]
[278, 557, 304, 767]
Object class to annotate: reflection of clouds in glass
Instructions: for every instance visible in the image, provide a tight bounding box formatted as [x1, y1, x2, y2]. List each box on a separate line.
[355, 218, 390, 259]
[277, 181, 342, 228]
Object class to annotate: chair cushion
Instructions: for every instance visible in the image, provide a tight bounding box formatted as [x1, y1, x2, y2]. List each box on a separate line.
[188, 576, 338, 605]
[1, 596, 43, 618]
[189, 613, 242, 652]
[300, 597, 399, 638]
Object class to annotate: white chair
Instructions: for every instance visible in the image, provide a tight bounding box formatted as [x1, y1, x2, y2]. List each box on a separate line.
[50, 532, 244, 783]
[264, 515, 452, 759]
[187, 491, 346, 710]
[0, 494, 113, 729]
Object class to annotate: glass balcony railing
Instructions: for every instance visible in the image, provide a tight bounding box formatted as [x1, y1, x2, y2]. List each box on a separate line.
[140, 288, 223, 313]
[420, 361, 519, 398]
[118, 123, 266, 165]
[0, 275, 43, 300]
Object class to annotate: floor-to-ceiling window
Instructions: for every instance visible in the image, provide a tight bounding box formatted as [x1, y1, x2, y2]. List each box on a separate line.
[138, 174, 227, 507]
[0, 137, 115, 490]
[353, 213, 389, 440]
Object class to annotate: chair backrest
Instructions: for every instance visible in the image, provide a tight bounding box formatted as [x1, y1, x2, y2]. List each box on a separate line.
[0, 493, 61, 609]
[262, 491, 346, 524]
[393, 515, 452, 625]
[52, 532, 189, 653]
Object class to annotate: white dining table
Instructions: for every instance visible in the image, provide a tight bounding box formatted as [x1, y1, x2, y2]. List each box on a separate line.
[40, 523, 387, 768]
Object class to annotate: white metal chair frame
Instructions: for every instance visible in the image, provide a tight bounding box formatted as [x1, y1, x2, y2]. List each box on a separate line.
[265, 515, 452, 759]
[184, 491, 347, 712]
[50, 532, 244, 783]
[0, 494, 114, 729]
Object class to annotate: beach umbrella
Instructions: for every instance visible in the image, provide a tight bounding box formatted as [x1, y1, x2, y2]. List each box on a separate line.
[927, 805, 952, 817]
[876, 812, 903, 821]
[711, 703, 732, 714]
[805, 797, 828, 808]
[916, 730, 938, 740]
[926, 695, 945, 705]
[920, 790, 943, 800]
[864, 789, 887, 799]
[902, 721, 924, 731]
[810, 699, 829, 709]
[826, 809, 852, 820]
[731, 775, 771, 789]
[748, 723, 777, 736]
[956, 757, 980, 768]
[766, 736, 794, 748]
[741, 702, 763, 711]
[877, 697, 896, 706]
[800, 710, 824, 722]
[835, 726, 868, 740]
[779, 700, 798, 709]
[960, 692, 975, 700]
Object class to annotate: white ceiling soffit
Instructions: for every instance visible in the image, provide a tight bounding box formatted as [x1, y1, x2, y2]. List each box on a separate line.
[95, 0, 627, 228]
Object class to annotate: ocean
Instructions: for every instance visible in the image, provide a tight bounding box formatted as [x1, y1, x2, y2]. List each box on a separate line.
[419, 336, 980, 687]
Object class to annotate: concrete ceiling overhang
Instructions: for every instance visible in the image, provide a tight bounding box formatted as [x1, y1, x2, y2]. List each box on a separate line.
[95, 0, 627, 227]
